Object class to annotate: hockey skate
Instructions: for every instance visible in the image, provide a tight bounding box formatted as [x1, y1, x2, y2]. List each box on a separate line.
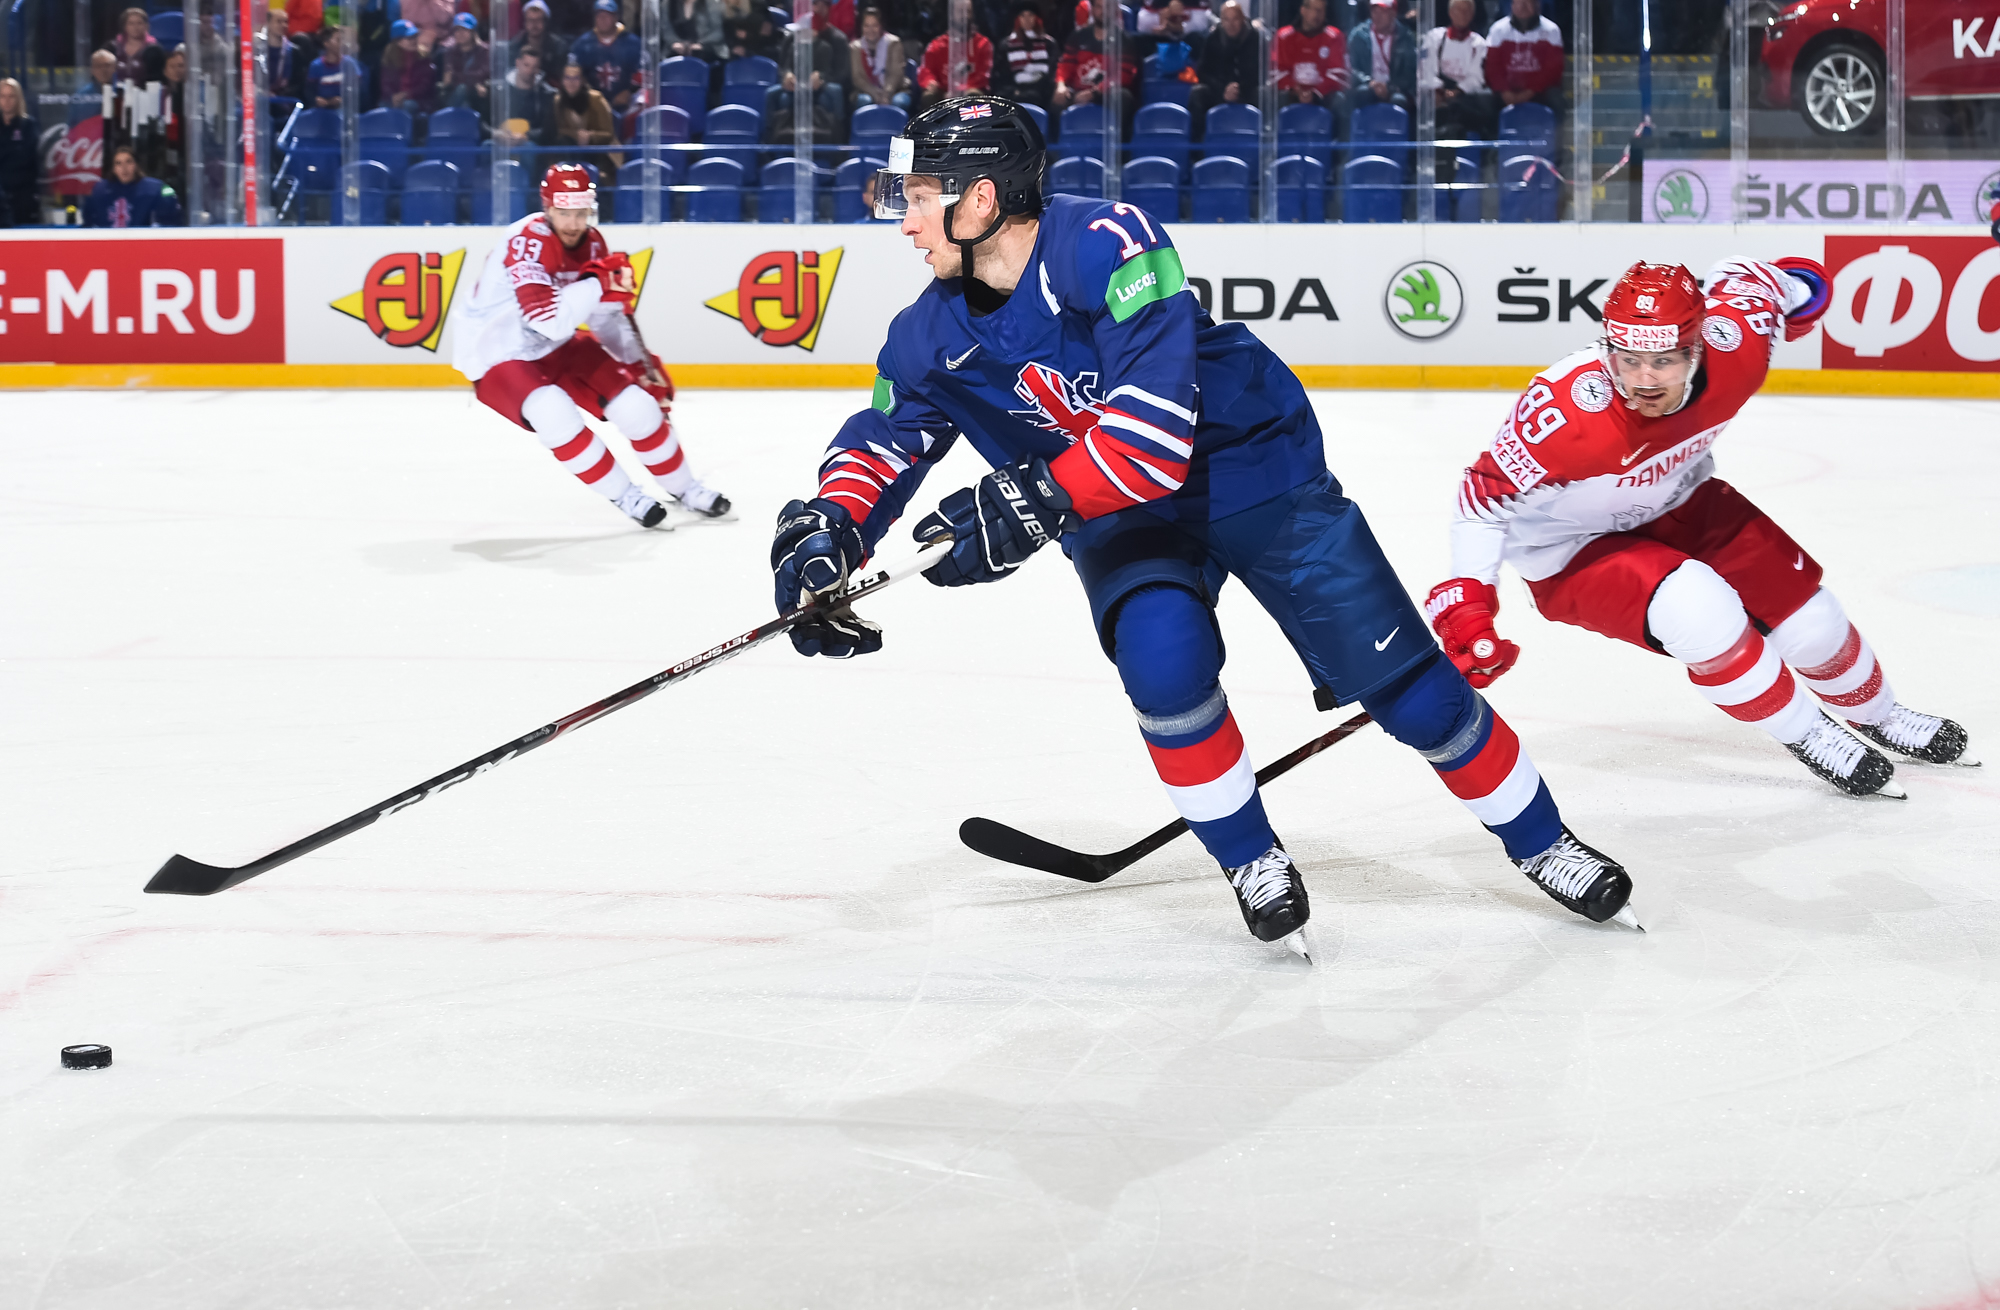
[1223, 844, 1313, 959]
[672, 482, 732, 519]
[1788, 710, 1906, 798]
[1849, 704, 1979, 768]
[614, 485, 668, 529]
[1514, 828, 1641, 929]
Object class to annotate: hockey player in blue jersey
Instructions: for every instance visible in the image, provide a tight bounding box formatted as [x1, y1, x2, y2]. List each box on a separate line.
[770, 94, 1640, 952]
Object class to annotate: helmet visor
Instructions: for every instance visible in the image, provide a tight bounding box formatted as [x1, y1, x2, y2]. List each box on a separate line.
[872, 171, 960, 221]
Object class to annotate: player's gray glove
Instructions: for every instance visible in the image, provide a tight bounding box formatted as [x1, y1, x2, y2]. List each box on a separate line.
[771, 498, 882, 658]
[914, 458, 1077, 588]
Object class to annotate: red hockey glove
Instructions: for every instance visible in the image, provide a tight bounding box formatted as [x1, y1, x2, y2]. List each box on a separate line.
[1425, 578, 1520, 689]
[643, 352, 674, 403]
[581, 253, 636, 311]
[1773, 256, 1830, 341]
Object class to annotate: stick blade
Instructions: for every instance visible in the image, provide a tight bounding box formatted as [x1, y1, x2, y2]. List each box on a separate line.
[145, 854, 256, 897]
[958, 817, 1120, 884]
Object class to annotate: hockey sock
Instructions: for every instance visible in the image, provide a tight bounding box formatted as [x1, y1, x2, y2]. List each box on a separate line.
[1362, 652, 1560, 862]
[630, 419, 695, 496]
[1114, 586, 1276, 868]
[1684, 625, 1821, 745]
[1768, 588, 1896, 725]
[544, 427, 634, 504]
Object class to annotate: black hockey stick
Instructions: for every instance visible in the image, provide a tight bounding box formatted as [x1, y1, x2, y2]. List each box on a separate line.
[959, 711, 1375, 884]
[145, 539, 953, 897]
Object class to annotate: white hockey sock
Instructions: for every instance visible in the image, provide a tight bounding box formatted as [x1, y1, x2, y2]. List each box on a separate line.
[545, 427, 634, 504]
[1768, 589, 1895, 725]
[1684, 626, 1821, 746]
[629, 418, 691, 492]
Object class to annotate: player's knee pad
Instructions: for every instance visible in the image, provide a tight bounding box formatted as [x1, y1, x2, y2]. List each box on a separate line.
[520, 385, 587, 444]
[1647, 560, 1750, 664]
[602, 384, 664, 439]
[1766, 587, 1848, 669]
[1360, 649, 1478, 756]
[1110, 585, 1222, 719]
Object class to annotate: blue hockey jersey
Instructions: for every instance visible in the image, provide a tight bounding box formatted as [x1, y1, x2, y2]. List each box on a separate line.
[815, 195, 1327, 548]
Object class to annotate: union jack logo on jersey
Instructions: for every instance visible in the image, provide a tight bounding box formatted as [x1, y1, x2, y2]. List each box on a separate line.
[1010, 363, 1105, 440]
[957, 101, 994, 119]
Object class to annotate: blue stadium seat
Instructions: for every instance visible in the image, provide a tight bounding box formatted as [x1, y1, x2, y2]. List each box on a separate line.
[1121, 155, 1180, 223]
[1498, 102, 1557, 221]
[686, 156, 745, 220]
[721, 55, 781, 109]
[657, 56, 710, 134]
[331, 160, 391, 225]
[1047, 155, 1103, 198]
[1055, 103, 1104, 161]
[1140, 54, 1192, 107]
[1019, 102, 1048, 141]
[1348, 100, 1409, 160]
[1435, 145, 1484, 221]
[358, 107, 412, 185]
[628, 104, 693, 162]
[1274, 153, 1325, 222]
[400, 160, 462, 224]
[1277, 101, 1334, 171]
[1203, 103, 1258, 171]
[701, 103, 762, 168]
[149, 9, 183, 44]
[833, 155, 882, 222]
[1131, 101, 1190, 177]
[757, 157, 831, 221]
[611, 156, 680, 221]
[471, 158, 531, 224]
[421, 106, 483, 175]
[849, 102, 906, 164]
[1341, 153, 1402, 222]
[1191, 155, 1248, 221]
[285, 106, 341, 173]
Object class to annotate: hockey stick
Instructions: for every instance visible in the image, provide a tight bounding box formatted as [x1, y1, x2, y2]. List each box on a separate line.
[145, 539, 953, 897]
[959, 711, 1375, 884]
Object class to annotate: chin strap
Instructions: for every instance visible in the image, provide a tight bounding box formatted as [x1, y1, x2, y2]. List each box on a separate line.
[948, 198, 1010, 287]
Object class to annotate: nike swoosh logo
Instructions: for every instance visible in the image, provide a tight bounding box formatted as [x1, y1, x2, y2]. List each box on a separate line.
[946, 345, 980, 370]
[1794, 553, 1804, 570]
[1375, 627, 1399, 651]
[1620, 446, 1647, 467]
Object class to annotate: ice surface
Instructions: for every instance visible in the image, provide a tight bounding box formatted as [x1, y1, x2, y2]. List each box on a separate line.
[1, 387, 1997, 1309]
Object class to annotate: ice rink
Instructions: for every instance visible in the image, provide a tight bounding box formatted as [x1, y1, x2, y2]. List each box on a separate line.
[3, 385, 1997, 1309]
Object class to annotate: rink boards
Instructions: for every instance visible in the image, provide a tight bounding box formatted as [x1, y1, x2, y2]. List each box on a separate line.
[0, 222, 1995, 394]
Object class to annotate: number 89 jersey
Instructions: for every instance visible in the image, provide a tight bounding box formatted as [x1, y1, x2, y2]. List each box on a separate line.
[815, 195, 1330, 547]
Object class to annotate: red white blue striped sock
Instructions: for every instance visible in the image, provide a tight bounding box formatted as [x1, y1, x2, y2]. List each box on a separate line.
[1425, 696, 1561, 861]
[1139, 689, 1275, 869]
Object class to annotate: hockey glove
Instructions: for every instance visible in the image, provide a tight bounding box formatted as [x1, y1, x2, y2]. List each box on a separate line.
[914, 458, 1078, 588]
[1773, 256, 1830, 341]
[581, 253, 636, 311]
[642, 353, 675, 403]
[1425, 578, 1520, 689]
[772, 498, 882, 658]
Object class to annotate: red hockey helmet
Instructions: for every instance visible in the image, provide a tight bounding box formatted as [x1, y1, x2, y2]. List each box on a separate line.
[1601, 262, 1703, 354]
[540, 163, 597, 218]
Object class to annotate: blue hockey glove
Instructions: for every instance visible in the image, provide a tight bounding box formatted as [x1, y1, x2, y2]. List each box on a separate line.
[771, 498, 882, 658]
[914, 458, 1077, 588]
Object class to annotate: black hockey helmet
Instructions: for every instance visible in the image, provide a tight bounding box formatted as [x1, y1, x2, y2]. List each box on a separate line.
[874, 94, 1046, 278]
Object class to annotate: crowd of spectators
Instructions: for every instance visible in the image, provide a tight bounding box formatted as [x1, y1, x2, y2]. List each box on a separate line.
[0, 0, 1572, 225]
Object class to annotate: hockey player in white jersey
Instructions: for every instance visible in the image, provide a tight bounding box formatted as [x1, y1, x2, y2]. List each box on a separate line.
[453, 163, 729, 526]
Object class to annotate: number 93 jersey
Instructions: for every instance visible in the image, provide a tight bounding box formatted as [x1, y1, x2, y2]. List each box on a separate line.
[815, 195, 1331, 548]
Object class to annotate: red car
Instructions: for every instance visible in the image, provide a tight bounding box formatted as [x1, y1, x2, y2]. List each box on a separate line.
[1760, 0, 2000, 134]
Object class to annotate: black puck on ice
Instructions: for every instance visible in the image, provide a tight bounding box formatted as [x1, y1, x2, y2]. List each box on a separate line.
[61, 1044, 112, 1070]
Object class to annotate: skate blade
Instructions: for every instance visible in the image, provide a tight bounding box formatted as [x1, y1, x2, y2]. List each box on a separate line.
[1280, 927, 1313, 964]
[1611, 901, 1645, 932]
[1872, 778, 1910, 800]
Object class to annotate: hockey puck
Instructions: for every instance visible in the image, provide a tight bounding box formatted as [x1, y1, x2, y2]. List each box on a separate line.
[1472, 638, 1497, 660]
[60, 1044, 112, 1070]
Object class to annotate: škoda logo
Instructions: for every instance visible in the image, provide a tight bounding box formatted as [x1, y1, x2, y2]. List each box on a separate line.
[331, 250, 468, 351]
[705, 249, 844, 351]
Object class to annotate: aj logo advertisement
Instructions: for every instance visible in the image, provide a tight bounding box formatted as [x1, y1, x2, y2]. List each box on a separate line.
[705, 249, 844, 351]
[331, 247, 655, 351]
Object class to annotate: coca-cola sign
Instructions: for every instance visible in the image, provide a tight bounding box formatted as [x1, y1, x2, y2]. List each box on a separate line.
[1823, 236, 2000, 371]
[0, 239, 286, 365]
[41, 117, 104, 197]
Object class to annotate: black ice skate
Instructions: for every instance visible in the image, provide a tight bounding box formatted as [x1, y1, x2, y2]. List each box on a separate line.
[1514, 828, 1641, 929]
[674, 483, 732, 519]
[1848, 704, 1979, 767]
[615, 485, 669, 529]
[1223, 844, 1312, 959]
[1788, 710, 1906, 797]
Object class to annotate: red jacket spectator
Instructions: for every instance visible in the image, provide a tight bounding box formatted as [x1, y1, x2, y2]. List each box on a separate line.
[1272, 18, 1348, 98]
[918, 30, 994, 94]
[1484, 6, 1562, 102]
[1053, 23, 1136, 97]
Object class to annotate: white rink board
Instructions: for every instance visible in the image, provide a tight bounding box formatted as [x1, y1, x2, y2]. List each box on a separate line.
[2, 386, 1998, 1307]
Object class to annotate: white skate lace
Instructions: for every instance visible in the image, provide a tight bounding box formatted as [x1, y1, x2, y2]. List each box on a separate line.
[1797, 716, 1867, 778]
[677, 483, 720, 513]
[1864, 705, 1942, 753]
[1227, 848, 1295, 912]
[1521, 836, 1603, 900]
[616, 485, 658, 518]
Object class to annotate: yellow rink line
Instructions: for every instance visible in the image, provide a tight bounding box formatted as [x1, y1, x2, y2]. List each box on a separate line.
[1, 362, 1995, 398]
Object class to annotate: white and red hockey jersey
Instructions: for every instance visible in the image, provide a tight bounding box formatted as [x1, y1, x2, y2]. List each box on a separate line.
[453, 212, 644, 382]
[1450, 259, 1810, 586]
